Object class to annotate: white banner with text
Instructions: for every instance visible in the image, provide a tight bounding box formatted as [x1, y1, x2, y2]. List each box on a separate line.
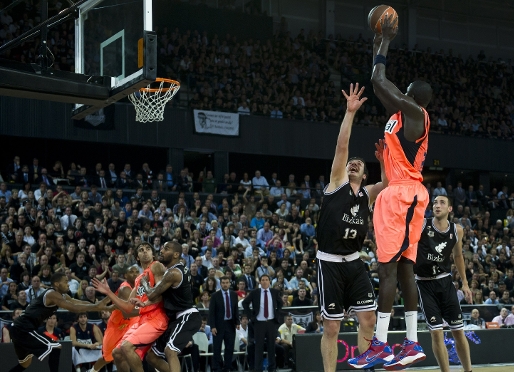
[193, 109, 239, 136]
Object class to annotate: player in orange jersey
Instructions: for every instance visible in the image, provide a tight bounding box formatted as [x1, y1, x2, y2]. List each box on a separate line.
[93, 243, 167, 372]
[87, 266, 140, 372]
[349, 14, 433, 371]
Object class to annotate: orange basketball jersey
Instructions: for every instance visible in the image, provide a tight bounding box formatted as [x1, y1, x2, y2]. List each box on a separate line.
[108, 281, 138, 329]
[383, 108, 430, 182]
[134, 261, 164, 316]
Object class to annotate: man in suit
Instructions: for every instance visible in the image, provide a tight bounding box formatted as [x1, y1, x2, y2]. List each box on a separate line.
[35, 168, 54, 187]
[240, 264, 257, 291]
[153, 173, 169, 192]
[209, 276, 240, 372]
[6, 155, 21, 182]
[95, 170, 109, 189]
[242, 274, 282, 372]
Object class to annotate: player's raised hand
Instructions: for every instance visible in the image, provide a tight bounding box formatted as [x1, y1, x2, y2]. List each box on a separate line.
[375, 139, 386, 163]
[92, 278, 110, 294]
[342, 83, 367, 113]
[381, 14, 398, 41]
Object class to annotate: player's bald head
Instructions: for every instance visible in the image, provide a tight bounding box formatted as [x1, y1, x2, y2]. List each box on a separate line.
[407, 80, 432, 108]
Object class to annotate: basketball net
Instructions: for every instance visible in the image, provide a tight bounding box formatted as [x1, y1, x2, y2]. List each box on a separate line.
[128, 78, 180, 122]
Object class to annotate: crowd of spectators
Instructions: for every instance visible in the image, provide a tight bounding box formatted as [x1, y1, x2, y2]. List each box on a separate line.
[2, 2, 514, 138]
[1, 156, 514, 318]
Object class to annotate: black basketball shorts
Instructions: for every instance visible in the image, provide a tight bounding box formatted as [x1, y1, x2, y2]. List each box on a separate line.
[317, 258, 376, 321]
[416, 275, 464, 331]
[151, 310, 202, 358]
[10, 326, 61, 363]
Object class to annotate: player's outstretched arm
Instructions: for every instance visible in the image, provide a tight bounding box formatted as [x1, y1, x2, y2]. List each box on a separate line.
[47, 290, 111, 312]
[453, 225, 472, 304]
[326, 83, 367, 193]
[371, 15, 424, 140]
[366, 138, 389, 204]
[92, 278, 136, 314]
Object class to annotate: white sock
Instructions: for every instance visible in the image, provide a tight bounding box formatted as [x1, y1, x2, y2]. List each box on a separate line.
[376, 311, 391, 343]
[405, 311, 418, 342]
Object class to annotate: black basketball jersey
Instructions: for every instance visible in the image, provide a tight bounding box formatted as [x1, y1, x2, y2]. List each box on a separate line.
[414, 218, 458, 278]
[13, 288, 62, 331]
[316, 182, 370, 255]
[72, 322, 97, 349]
[162, 262, 195, 318]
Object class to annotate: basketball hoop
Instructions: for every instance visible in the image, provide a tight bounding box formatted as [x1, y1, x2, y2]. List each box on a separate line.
[128, 78, 180, 122]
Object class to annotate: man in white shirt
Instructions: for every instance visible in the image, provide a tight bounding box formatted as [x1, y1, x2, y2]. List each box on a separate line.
[237, 314, 249, 350]
[278, 315, 306, 364]
[492, 308, 514, 328]
[60, 207, 78, 230]
[201, 249, 214, 269]
[25, 276, 45, 303]
[270, 181, 285, 197]
[252, 170, 269, 195]
[34, 183, 48, 201]
[276, 194, 291, 211]
[234, 230, 251, 250]
[65, 268, 80, 297]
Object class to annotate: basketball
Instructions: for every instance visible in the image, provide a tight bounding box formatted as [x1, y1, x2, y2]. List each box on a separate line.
[368, 5, 398, 34]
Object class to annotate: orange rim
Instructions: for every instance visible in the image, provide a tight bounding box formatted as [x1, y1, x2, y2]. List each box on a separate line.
[140, 78, 180, 93]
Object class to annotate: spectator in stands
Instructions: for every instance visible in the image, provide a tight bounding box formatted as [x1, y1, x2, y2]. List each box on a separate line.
[11, 288, 29, 310]
[25, 275, 44, 303]
[70, 313, 103, 371]
[2, 282, 18, 310]
[492, 307, 514, 328]
[291, 288, 312, 306]
[69, 251, 91, 281]
[485, 291, 499, 304]
[289, 268, 312, 291]
[278, 315, 305, 367]
[1, 308, 23, 343]
[465, 309, 485, 329]
[306, 311, 323, 333]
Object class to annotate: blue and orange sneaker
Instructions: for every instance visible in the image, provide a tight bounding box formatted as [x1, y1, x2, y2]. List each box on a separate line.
[383, 338, 426, 370]
[347, 336, 394, 369]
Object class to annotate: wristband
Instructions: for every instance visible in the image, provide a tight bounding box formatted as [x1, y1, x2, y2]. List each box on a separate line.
[374, 54, 387, 66]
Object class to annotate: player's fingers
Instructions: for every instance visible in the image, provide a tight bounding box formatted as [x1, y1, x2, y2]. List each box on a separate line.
[349, 83, 354, 95]
[360, 97, 368, 103]
[357, 86, 366, 97]
[342, 90, 349, 100]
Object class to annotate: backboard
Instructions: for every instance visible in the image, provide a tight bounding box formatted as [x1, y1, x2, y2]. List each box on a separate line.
[72, 0, 157, 118]
[0, 0, 157, 119]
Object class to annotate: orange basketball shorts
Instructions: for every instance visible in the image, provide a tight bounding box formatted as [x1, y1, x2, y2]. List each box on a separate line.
[373, 181, 429, 263]
[102, 315, 139, 362]
[116, 310, 168, 360]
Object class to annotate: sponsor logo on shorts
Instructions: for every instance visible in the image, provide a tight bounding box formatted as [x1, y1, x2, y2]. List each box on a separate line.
[430, 316, 437, 323]
[368, 293, 373, 298]
[357, 299, 374, 305]
[328, 303, 336, 310]
[451, 320, 463, 325]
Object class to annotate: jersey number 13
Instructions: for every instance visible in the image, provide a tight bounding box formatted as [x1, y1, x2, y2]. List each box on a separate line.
[343, 228, 357, 239]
